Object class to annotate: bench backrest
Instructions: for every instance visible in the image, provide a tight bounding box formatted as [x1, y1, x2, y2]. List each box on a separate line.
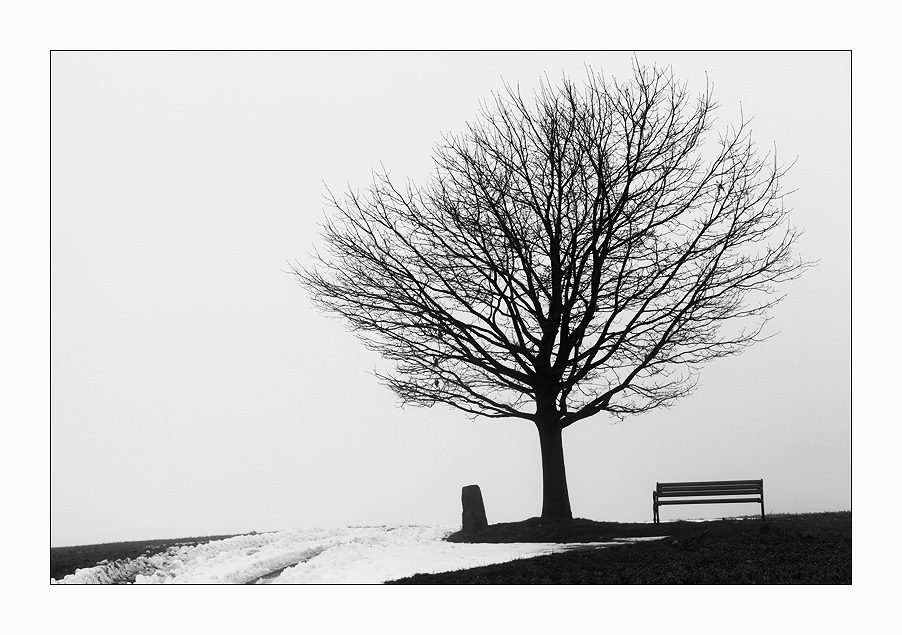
[656, 479, 763, 498]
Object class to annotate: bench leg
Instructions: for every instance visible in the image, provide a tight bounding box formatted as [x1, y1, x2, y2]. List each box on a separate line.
[760, 480, 765, 521]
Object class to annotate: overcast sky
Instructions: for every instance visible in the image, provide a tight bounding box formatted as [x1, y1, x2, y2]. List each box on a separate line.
[50, 51, 850, 547]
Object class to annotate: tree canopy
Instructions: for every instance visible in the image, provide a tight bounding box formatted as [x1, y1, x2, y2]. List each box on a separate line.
[293, 63, 808, 519]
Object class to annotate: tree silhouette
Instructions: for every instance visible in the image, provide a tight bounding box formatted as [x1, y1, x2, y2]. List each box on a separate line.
[293, 63, 809, 520]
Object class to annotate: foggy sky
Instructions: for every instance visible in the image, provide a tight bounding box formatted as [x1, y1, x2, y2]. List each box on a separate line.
[50, 51, 851, 547]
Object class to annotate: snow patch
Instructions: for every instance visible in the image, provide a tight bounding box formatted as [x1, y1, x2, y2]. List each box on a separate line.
[52, 525, 660, 584]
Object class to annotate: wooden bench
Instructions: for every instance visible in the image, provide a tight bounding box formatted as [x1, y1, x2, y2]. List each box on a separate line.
[653, 479, 765, 523]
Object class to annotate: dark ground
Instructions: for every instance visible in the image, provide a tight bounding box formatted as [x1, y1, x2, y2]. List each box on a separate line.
[51, 512, 850, 584]
[388, 511, 851, 584]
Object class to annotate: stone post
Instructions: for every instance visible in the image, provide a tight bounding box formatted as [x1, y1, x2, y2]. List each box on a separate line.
[461, 484, 488, 532]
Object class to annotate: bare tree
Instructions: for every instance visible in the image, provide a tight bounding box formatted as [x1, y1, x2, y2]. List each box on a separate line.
[292, 63, 809, 520]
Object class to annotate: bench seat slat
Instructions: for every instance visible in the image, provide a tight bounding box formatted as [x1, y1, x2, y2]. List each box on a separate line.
[656, 497, 762, 506]
[659, 489, 762, 494]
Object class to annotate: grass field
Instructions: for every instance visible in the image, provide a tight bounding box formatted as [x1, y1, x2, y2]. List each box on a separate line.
[388, 511, 851, 584]
[51, 511, 850, 584]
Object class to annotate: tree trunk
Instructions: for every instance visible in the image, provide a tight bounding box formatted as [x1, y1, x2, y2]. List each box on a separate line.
[536, 417, 572, 520]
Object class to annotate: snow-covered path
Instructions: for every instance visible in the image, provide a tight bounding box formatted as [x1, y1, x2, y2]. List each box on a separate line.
[51, 525, 660, 584]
